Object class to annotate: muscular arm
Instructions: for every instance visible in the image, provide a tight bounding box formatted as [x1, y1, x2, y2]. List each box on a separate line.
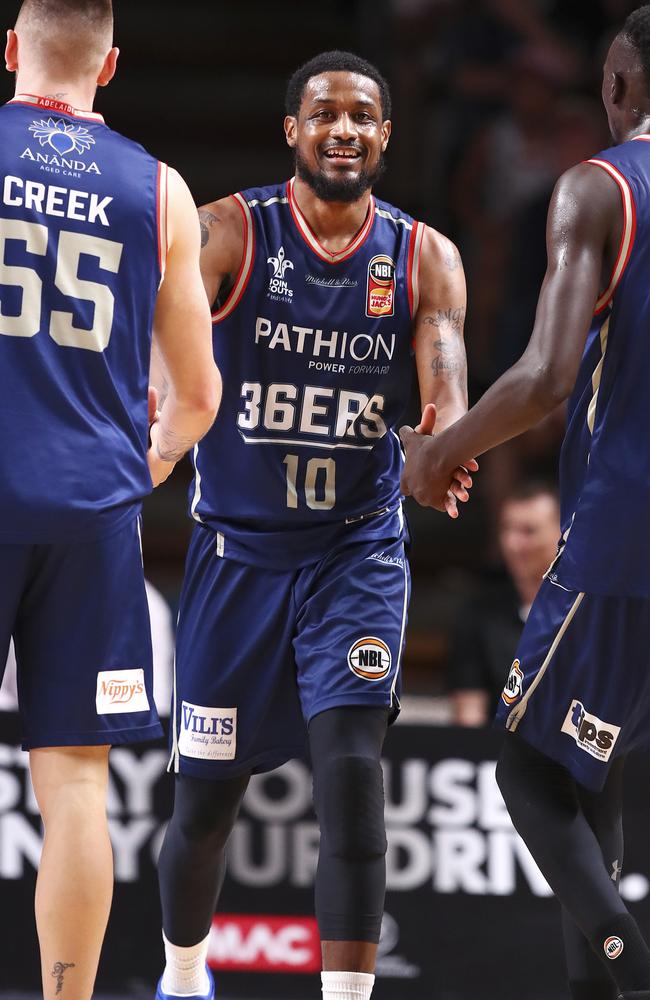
[414, 227, 468, 432]
[197, 196, 245, 307]
[147, 169, 222, 484]
[401, 162, 622, 509]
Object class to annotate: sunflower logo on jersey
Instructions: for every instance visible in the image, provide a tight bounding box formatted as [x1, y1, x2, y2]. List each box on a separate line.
[29, 118, 96, 157]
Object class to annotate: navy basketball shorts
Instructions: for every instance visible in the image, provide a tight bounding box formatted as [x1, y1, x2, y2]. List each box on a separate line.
[169, 525, 410, 778]
[495, 575, 650, 791]
[0, 516, 162, 750]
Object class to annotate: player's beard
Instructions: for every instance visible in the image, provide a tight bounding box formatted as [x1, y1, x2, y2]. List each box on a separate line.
[294, 148, 386, 203]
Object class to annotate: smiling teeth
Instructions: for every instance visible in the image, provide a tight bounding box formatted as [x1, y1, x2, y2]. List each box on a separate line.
[325, 150, 358, 158]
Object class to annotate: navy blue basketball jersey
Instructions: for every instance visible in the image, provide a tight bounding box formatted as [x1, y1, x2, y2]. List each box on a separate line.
[189, 178, 424, 568]
[0, 94, 168, 543]
[550, 136, 650, 597]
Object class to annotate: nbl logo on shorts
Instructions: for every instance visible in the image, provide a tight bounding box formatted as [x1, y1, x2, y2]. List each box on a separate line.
[501, 659, 523, 706]
[348, 637, 392, 681]
[604, 936, 624, 960]
[561, 700, 621, 762]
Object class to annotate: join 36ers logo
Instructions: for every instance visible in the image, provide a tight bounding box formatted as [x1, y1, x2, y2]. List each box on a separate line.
[366, 255, 395, 318]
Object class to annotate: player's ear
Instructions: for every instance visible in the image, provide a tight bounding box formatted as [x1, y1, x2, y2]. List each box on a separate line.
[5, 29, 18, 73]
[610, 70, 625, 107]
[381, 119, 391, 152]
[284, 115, 298, 149]
[97, 46, 119, 88]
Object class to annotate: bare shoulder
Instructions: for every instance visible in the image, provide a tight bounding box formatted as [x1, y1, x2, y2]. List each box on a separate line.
[419, 224, 464, 276]
[198, 195, 246, 284]
[550, 161, 622, 224]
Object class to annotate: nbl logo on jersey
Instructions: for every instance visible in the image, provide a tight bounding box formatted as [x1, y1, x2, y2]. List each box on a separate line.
[366, 255, 395, 318]
[348, 637, 392, 681]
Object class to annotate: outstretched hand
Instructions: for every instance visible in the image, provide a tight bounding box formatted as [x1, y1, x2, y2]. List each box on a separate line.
[401, 404, 478, 515]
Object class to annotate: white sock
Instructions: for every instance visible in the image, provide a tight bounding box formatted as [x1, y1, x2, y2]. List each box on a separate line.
[160, 932, 211, 996]
[321, 970, 375, 999]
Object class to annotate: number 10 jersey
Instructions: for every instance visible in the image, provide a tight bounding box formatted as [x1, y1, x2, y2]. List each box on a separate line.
[190, 179, 424, 569]
[0, 95, 167, 543]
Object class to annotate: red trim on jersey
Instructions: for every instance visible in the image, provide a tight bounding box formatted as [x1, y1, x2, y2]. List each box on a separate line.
[631, 135, 650, 142]
[212, 194, 256, 324]
[8, 93, 105, 123]
[406, 223, 416, 317]
[586, 159, 637, 315]
[287, 177, 375, 264]
[156, 163, 163, 274]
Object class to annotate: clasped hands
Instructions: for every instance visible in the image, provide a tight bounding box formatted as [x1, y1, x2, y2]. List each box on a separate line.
[400, 403, 478, 517]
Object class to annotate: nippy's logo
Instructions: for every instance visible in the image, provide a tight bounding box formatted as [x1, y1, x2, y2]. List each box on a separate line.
[267, 246, 294, 301]
[561, 700, 621, 762]
[96, 669, 149, 715]
[178, 702, 237, 761]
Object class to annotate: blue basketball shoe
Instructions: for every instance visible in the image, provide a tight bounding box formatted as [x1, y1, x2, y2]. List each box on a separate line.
[155, 966, 215, 1000]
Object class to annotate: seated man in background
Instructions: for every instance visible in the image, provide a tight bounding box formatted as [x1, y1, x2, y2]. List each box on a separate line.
[449, 481, 560, 726]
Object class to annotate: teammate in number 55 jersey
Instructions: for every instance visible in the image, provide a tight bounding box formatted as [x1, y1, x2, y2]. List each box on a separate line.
[0, 2, 220, 997]
[154, 52, 475, 1000]
[401, 6, 650, 999]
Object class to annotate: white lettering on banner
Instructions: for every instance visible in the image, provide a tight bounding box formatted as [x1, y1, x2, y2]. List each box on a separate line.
[0, 742, 645, 903]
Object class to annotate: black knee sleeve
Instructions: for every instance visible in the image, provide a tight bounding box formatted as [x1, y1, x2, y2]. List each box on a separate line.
[309, 707, 389, 943]
[316, 753, 387, 862]
[158, 772, 249, 946]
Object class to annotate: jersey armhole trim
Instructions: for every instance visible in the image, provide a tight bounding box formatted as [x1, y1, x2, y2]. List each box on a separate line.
[212, 193, 255, 323]
[157, 162, 169, 283]
[407, 220, 425, 318]
[586, 158, 637, 315]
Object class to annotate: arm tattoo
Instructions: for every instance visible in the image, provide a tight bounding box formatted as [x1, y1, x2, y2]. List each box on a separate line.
[429, 335, 468, 390]
[52, 962, 75, 995]
[444, 244, 462, 270]
[422, 307, 466, 332]
[198, 210, 218, 248]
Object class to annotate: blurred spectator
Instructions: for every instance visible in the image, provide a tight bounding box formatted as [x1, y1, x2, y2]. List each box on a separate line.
[448, 481, 560, 726]
[0, 580, 175, 716]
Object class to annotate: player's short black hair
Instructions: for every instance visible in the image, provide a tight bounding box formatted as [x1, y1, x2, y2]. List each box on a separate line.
[621, 4, 650, 91]
[18, 0, 112, 27]
[285, 51, 392, 120]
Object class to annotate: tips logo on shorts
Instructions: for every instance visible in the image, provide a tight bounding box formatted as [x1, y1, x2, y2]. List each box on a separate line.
[604, 936, 624, 960]
[29, 118, 95, 156]
[366, 255, 395, 317]
[561, 700, 621, 762]
[348, 637, 392, 681]
[501, 659, 524, 706]
[96, 669, 149, 715]
[178, 702, 237, 761]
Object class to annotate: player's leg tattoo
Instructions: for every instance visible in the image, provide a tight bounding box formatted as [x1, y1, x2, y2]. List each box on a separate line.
[31, 746, 112, 1000]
